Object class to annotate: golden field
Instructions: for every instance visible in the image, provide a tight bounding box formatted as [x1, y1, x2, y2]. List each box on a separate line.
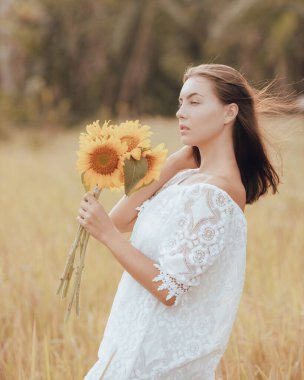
[0, 116, 303, 380]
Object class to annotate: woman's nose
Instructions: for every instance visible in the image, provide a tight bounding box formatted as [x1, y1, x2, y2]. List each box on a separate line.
[176, 105, 185, 119]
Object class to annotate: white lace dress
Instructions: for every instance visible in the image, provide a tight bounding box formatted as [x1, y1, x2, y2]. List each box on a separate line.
[84, 168, 247, 380]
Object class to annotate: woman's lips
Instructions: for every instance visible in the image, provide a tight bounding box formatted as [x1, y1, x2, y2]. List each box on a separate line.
[180, 125, 190, 134]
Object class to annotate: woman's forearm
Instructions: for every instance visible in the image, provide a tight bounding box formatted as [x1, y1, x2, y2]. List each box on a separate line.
[101, 227, 175, 307]
[109, 155, 181, 228]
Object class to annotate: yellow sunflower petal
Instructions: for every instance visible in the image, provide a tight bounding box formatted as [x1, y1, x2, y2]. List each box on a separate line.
[114, 120, 152, 155]
[131, 147, 142, 160]
[76, 135, 128, 190]
[133, 143, 168, 190]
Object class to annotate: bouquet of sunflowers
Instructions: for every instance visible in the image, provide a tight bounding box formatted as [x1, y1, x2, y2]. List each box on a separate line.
[56, 119, 167, 321]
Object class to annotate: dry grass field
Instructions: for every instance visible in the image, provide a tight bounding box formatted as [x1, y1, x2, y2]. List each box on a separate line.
[0, 116, 303, 380]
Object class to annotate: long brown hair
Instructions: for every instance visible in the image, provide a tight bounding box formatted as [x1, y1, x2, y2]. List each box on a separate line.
[183, 63, 298, 204]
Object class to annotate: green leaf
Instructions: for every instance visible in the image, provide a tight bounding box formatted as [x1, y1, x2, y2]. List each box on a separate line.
[81, 172, 91, 192]
[123, 157, 148, 196]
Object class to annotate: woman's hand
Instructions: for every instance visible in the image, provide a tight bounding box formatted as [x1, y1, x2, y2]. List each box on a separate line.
[168, 145, 199, 171]
[77, 192, 119, 245]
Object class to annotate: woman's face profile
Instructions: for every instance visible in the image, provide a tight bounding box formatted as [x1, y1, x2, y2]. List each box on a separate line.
[176, 76, 228, 147]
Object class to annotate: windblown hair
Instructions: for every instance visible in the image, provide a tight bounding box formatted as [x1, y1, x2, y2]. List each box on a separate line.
[183, 63, 298, 204]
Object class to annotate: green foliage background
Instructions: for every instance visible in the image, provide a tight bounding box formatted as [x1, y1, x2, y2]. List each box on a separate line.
[0, 0, 303, 127]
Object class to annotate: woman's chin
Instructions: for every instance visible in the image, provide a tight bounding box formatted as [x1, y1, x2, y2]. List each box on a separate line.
[180, 135, 193, 144]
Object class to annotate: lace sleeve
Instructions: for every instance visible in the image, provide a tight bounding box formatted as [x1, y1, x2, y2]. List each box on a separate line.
[152, 185, 234, 306]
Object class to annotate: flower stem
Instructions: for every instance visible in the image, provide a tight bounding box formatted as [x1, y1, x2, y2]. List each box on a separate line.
[75, 231, 90, 316]
[74, 186, 102, 316]
[75, 226, 89, 314]
[63, 185, 102, 322]
[56, 223, 84, 297]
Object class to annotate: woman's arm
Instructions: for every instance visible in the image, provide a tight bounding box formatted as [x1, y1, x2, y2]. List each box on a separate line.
[78, 192, 175, 306]
[109, 155, 179, 230]
[109, 146, 197, 231]
[77, 146, 199, 304]
[102, 227, 176, 306]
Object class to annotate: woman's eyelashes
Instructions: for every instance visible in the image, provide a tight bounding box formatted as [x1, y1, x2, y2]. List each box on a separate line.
[177, 101, 199, 110]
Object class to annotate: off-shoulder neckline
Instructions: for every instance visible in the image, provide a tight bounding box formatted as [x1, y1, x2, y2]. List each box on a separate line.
[172, 168, 247, 222]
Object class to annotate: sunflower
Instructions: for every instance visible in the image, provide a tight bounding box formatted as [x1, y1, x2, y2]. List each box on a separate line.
[132, 143, 168, 190]
[76, 135, 128, 190]
[108, 170, 125, 192]
[79, 120, 114, 148]
[115, 120, 152, 161]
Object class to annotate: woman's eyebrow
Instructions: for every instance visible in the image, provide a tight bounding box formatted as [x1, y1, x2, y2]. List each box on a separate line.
[178, 92, 203, 101]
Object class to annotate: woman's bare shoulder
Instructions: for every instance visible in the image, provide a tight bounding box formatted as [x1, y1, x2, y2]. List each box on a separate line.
[207, 176, 246, 212]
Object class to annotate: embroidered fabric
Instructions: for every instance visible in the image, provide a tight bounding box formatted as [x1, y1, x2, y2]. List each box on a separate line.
[83, 168, 247, 380]
[151, 178, 234, 306]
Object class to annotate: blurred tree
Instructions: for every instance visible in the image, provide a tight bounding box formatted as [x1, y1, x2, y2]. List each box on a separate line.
[204, 0, 304, 90]
[0, 0, 303, 127]
[0, 0, 15, 94]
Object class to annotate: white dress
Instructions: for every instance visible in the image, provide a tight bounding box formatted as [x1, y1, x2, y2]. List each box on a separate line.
[84, 168, 247, 380]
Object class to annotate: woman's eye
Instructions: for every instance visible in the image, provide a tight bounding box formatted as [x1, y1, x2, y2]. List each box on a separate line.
[177, 101, 199, 110]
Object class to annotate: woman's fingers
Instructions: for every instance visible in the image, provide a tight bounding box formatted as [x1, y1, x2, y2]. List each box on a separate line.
[80, 200, 90, 210]
[78, 207, 88, 219]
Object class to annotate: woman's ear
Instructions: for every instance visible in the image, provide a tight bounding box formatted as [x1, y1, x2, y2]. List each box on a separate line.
[224, 103, 238, 125]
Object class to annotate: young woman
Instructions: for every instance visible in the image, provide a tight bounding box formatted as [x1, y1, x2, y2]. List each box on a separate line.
[78, 64, 283, 379]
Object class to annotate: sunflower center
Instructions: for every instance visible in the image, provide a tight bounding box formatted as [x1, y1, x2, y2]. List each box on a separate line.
[90, 145, 119, 174]
[121, 136, 139, 152]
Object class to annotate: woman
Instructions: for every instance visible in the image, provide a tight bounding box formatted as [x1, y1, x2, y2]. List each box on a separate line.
[78, 64, 282, 379]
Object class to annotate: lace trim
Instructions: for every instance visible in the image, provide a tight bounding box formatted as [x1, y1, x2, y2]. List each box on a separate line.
[152, 263, 190, 306]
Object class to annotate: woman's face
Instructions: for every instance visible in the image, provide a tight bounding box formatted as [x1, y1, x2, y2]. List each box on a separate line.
[176, 76, 228, 146]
